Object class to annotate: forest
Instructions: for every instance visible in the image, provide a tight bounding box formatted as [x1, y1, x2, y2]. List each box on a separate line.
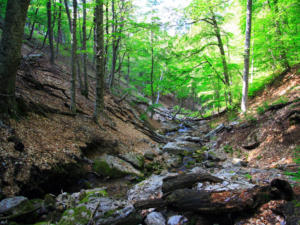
[0, 0, 299, 224]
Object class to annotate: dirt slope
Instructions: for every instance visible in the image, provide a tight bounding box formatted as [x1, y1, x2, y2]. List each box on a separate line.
[0, 44, 157, 197]
[216, 65, 300, 169]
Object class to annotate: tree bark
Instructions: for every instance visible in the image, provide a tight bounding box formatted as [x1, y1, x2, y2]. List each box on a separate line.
[241, 0, 253, 113]
[93, 0, 105, 120]
[0, 0, 30, 117]
[47, 0, 55, 64]
[108, 0, 116, 89]
[63, 0, 72, 32]
[70, 0, 77, 113]
[82, 0, 89, 98]
[28, 7, 39, 40]
[210, 10, 232, 105]
[56, 0, 62, 56]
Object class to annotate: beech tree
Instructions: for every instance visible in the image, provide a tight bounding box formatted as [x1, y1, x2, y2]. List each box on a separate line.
[70, 0, 77, 113]
[93, 0, 105, 119]
[241, 0, 253, 112]
[0, 0, 30, 117]
[47, 0, 55, 64]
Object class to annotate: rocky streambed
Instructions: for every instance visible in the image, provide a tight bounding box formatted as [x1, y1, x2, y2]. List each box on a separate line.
[0, 112, 299, 225]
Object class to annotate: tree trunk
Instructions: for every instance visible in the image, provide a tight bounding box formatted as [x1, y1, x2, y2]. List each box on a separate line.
[47, 0, 55, 64]
[241, 0, 253, 113]
[63, 0, 72, 32]
[210, 10, 232, 105]
[56, 0, 62, 56]
[104, 0, 109, 77]
[82, 0, 89, 98]
[28, 7, 39, 40]
[70, 0, 77, 113]
[0, 0, 30, 117]
[108, 0, 116, 90]
[93, 0, 105, 120]
[150, 30, 155, 118]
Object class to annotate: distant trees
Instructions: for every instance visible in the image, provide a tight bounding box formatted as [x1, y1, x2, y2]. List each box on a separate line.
[70, 0, 77, 113]
[0, 0, 30, 117]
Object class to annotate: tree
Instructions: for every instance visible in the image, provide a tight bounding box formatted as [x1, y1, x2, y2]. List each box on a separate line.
[82, 0, 89, 98]
[93, 0, 105, 120]
[241, 0, 253, 112]
[70, 0, 77, 113]
[47, 0, 55, 64]
[0, 0, 30, 117]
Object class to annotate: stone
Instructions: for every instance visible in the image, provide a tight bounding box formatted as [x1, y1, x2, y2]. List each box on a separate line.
[167, 215, 188, 225]
[93, 154, 143, 178]
[204, 123, 225, 139]
[162, 141, 201, 155]
[128, 174, 175, 202]
[144, 150, 156, 161]
[165, 154, 182, 168]
[0, 196, 28, 214]
[145, 212, 166, 225]
[241, 129, 263, 150]
[119, 152, 145, 169]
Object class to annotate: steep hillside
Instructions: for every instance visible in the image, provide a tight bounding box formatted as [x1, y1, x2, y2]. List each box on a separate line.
[0, 44, 160, 197]
[216, 65, 300, 168]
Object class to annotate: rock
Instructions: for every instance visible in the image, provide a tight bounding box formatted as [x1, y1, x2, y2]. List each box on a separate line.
[167, 215, 188, 225]
[57, 188, 140, 225]
[145, 212, 166, 225]
[0, 196, 28, 214]
[128, 174, 172, 202]
[119, 152, 145, 169]
[176, 136, 204, 143]
[160, 124, 180, 134]
[165, 154, 182, 168]
[204, 123, 225, 139]
[162, 141, 201, 155]
[0, 197, 42, 223]
[232, 158, 248, 167]
[241, 129, 263, 150]
[93, 154, 143, 178]
[144, 150, 156, 161]
[204, 161, 216, 168]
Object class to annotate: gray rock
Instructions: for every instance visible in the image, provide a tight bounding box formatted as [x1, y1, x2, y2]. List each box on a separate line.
[165, 154, 182, 168]
[0, 196, 28, 214]
[128, 174, 177, 202]
[94, 154, 143, 178]
[167, 215, 188, 225]
[145, 212, 166, 225]
[144, 150, 156, 160]
[204, 123, 225, 139]
[119, 152, 145, 169]
[162, 141, 201, 155]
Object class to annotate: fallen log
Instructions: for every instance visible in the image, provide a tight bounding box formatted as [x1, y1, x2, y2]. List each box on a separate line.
[162, 173, 223, 193]
[135, 179, 294, 215]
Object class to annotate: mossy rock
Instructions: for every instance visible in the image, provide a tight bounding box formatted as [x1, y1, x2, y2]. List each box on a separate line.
[0, 198, 43, 223]
[79, 189, 108, 204]
[93, 159, 126, 178]
[93, 154, 143, 178]
[58, 206, 91, 225]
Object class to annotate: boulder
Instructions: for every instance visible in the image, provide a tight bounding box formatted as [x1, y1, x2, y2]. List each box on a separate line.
[145, 212, 166, 225]
[0, 196, 28, 214]
[167, 215, 188, 225]
[93, 154, 143, 178]
[144, 150, 156, 161]
[162, 141, 201, 155]
[204, 123, 225, 139]
[242, 129, 263, 150]
[119, 152, 145, 169]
